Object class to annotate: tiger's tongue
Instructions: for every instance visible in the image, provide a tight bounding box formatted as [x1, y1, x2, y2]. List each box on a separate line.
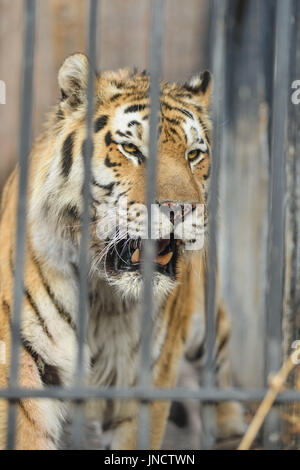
[155, 251, 173, 266]
[131, 248, 173, 266]
[131, 248, 140, 264]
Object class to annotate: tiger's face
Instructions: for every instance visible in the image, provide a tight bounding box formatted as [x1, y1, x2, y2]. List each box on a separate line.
[39, 54, 212, 300]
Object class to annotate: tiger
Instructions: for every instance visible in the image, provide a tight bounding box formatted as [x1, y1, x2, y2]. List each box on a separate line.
[0, 53, 245, 450]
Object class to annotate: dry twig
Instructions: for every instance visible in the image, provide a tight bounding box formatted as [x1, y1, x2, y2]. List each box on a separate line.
[238, 354, 297, 450]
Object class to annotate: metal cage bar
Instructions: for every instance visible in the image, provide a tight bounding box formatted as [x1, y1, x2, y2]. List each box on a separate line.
[1, 385, 300, 402]
[201, 0, 227, 450]
[138, 0, 165, 450]
[71, 0, 99, 450]
[263, 0, 292, 450]
[6, 0, 36, 450]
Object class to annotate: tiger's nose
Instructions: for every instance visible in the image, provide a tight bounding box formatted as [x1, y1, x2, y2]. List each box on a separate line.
[158, 200, 197, 225]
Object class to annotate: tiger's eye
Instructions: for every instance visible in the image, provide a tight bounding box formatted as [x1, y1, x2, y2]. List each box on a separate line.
[188, 149, 201, 162]
[122, 143, 137, 154]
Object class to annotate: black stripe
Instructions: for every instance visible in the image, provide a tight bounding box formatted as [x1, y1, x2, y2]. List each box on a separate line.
[102, 417, 133, 432]
[168, 93, 200, 112]
[193, 104, 204, 114]
[91, 195, 101, 206]
[216, 334, 228, 359]
[109, 93, 122, 102]
[56, 108, 64, 122]
[203, 163, 211, 180]
[110, 80, 125, 89]
[92, 179, 115, 196]
[18, 399, 36, 425]
[128, 120, 140, 127]
[169, 127, 181, 138]
[24, 289, 53, 340]
[90, 346, 104, 368]
[130, 338, 141, 360]
[161, 101, 194, 120]
[42, 363, 61, 386]
[161, 101, 173, 112]
[164, 129, 175, 143]
[124, 104, 148, 113]
[32, 253, 76, 331]
[105, 154, 121, 168]
[164, 116, 181, 125]
[186, 341, 205, 362]
[71, 262, 79, 279]
[177, 108, 193, 120]
[115, 190, 127, 202]
[2, 299, 11, 319]
[61, 204, 80, 221]
[61, 89, 67, 101]
[57, 205, 80, 242]
[9, 254, 54, 341]
[174, 91, 192, 99]
[169, 402, 189, 428]
[21, 336, 61, 386]
[21, 336, 42, 374]
[215, 355, 227, 374]
[0, 171, 15, 218]
[61, 131, 76, 178]
[116, 130, 127, 138]
[198, 116, 210, 143]
[105, 131, 113, 147]
[94, 115, 108, 133]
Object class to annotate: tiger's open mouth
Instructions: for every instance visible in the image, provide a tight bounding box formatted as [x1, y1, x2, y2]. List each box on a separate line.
[107, 235, 179, 278]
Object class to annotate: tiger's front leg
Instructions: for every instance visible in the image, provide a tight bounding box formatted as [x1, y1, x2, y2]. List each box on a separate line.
[110, 342, 182, 450]
[0, 344, 65, 450]
[110, 400, 171, 450]
[0, 294, 79, 450]
[184, 303, 246, 441]
[213, 304, 246, 440]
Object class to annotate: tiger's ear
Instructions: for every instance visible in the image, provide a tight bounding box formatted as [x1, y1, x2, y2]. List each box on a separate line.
[183, 70, 212, 108]
[58, 53, 94, 109]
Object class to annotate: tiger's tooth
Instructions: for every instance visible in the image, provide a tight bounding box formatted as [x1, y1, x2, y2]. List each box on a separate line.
[131, 248, 140, 264]
[156, 251, 173, 266]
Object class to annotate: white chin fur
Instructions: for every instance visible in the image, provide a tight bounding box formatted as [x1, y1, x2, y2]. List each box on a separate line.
[104, 271, 176, 303]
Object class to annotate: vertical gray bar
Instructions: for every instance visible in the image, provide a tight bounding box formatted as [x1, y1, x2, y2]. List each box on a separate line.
[6, 0, 36, 450]
[264, 0, 291, 450]
[285, 0, 300, 450]
[71, 0, 99, 450]
[138, 0, 164, 450]
[202, 0, 227, 450]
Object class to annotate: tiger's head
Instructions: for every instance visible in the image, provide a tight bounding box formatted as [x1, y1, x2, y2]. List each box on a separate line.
[31, 53, 212, 301]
